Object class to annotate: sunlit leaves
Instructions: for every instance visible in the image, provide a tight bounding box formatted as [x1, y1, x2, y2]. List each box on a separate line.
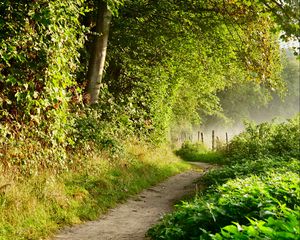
[102, 0, 285, 141]
[0, 0, 87, 171]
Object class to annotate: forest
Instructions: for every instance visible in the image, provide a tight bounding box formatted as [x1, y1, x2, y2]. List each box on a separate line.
[0, 0, 299, 239]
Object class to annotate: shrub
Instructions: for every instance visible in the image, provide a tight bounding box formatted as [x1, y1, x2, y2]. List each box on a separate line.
[228, 115, 300, 160]
[211, 207, 300, 240]
[148, 171, 300, 240]
[202, 156, 300, 186]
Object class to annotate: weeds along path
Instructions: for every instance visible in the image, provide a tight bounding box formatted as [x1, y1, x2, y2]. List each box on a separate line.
[54, 162, 214, 240]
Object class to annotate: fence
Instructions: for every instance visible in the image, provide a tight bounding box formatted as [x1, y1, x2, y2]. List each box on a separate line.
[176, 130, 230, 150]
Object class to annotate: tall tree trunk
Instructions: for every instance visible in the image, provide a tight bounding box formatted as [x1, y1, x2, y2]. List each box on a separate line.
[86, 0, 112, 104]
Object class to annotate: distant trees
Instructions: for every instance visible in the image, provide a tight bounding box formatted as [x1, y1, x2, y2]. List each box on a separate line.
[200, 50, 299, 128]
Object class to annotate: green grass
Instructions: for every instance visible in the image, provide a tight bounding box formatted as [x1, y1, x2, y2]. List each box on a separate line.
[0, 141, 189, 240]
[175, 141, 226, 164]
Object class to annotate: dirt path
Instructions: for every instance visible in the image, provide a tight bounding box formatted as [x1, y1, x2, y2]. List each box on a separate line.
[54, 162, 214, 240]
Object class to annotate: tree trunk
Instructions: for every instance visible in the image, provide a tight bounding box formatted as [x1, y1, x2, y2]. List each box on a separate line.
[86, 0, 112, 104]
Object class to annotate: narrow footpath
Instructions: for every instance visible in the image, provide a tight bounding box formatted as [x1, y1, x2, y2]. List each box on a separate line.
[54, 162, 214, 240]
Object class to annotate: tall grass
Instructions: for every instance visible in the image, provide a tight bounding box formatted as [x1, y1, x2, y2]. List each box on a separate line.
[0, 140, 189, 240]
[175, 141, 226, 164]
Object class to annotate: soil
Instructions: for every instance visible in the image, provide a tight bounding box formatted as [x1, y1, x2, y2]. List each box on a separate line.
[54, 162, 215, 240]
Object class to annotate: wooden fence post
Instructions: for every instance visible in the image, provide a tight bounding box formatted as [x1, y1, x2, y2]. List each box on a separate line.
[226, 132, 229, 150]
[212, 130, 215, 150]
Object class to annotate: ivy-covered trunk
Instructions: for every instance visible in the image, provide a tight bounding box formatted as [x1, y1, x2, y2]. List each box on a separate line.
[86, 0, 112, 104]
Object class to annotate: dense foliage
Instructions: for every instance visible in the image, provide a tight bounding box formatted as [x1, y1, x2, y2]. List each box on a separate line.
[148, 170, 300, 239]
[1, 0, 298, 174]
[0, 0, 87, 173]
[0, 0, 85, 138]
[228, 114, 300, 159]
[148, 116, 300, 240]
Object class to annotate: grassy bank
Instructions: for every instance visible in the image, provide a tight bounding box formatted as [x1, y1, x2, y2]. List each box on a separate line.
[175, 141, 226, 164]
[0, 140, 189, 240]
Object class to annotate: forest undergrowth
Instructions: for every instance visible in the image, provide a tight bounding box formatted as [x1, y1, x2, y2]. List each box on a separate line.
[148, 115, 300, 240]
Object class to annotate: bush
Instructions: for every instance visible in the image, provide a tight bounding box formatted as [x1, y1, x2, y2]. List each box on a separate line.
[147, 171, 300, 240]
[211, 207, 300, 240]
[201, 156, 300, 186]
[228, 115, 300, 160]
